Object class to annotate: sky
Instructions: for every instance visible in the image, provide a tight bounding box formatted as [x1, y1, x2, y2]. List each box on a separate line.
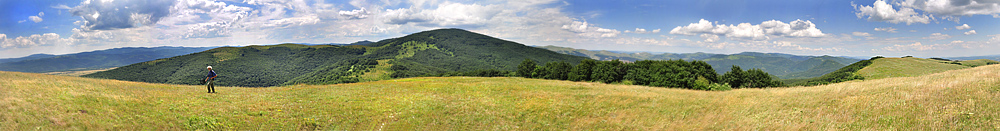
[1, 0, 999, 58]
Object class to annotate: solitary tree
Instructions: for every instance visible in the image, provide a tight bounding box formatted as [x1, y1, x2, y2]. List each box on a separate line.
[722, 65, 745, 88]
[517, 59, 536, 78]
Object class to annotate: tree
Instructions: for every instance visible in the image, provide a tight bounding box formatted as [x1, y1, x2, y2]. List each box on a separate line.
[722, 65, 746, 88]
[543, 61, 573, 80]
[690, 61, 718, 83]
[743, 69, 775, 88]
[569, 59, 597, 81]
[721, 65, 783, 88]
[517, 59, 536, 77]
[591, 59, 623, 83]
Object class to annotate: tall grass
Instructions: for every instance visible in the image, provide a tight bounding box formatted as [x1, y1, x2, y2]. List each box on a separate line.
[857, 57, 968, 79]
[2, 64, 1000, 130]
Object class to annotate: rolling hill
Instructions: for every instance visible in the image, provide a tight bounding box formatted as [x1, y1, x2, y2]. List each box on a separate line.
[539, 46, 861, 79]
[84, 29, 588, 87]
[0, 47, 213, 73]
[857, 57, 998, 80]
[785, 56, 1000, 86]
[4, 63, 1000, 130]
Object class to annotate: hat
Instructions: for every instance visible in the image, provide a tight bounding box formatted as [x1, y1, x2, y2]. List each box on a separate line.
[207, 66, 213, 69]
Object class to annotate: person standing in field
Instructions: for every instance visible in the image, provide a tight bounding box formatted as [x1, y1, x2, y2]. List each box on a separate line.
[205, 66, 217, 93]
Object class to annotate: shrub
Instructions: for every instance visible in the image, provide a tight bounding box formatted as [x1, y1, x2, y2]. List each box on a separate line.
[929, 58, 951, 61]
[692, 77, 712, 91]
[708, 83, 732, 91]
[871, 56, 885, 60]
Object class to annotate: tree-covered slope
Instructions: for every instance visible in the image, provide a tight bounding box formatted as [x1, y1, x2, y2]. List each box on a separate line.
[0, 47, 212, 73]
[84, 44, 367, 87]
[370, 29, 589, 78]
[85, 28, 589, 87]
[779, 59, 847, 79]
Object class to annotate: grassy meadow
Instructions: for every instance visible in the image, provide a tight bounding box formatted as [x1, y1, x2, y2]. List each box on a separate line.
[857, 57, 969, 79]
[3, 65, 1000, 130]
[42, 68, 116, 76]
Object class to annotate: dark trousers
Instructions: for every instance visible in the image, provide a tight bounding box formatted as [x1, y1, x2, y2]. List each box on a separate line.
[207, 79, 216, 93]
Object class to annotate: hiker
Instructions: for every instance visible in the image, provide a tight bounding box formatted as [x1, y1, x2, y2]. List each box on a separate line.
[205, 66, 217, 93]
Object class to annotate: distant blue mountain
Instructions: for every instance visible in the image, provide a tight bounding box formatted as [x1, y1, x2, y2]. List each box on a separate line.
[0, 54, 57, 64]
[947, 55, 1000, 61]
[0, 46, 213, 73]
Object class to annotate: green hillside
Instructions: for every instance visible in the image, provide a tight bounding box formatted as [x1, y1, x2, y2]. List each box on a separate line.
[84, 29, 588, 87]
[5, 64, 1000, 130]
[857, 57, 973, 80]
[784, 57, 999, 86]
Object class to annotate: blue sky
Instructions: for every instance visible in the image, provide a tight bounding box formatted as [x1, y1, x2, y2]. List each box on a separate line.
[1, 0, 999, 58]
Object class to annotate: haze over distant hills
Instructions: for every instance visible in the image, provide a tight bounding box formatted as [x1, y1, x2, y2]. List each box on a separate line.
[0, 47, 213, 73]
[539, 46, 861, 79]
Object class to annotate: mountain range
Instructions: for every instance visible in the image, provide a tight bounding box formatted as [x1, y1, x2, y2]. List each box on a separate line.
[539, 46, 861, 79]
[84, 29, 588, 87]
[0, 47, 213, 73]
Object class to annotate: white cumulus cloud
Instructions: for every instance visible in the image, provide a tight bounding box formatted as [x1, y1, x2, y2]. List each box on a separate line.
[27, 12, 44, 23]
[339, 7, 371, 19]
[669, 19, 825, 42]
[561, 21, 621, 38]
[0, 33, 70, 48]
[898, 0, 1000, 18]
[383, 2, 503, 28]
[955, 24, 972, 30]
[625, 28, 660, 34]
[874, 27, 899, 33]
[964, 30, 977, 35]
[853, 0, 932, 25]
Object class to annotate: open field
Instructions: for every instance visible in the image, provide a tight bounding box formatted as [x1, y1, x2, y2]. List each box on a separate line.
[857, 57, 969, 80]
[3, 65, 1000, 130]
[42, 68, 116, 76]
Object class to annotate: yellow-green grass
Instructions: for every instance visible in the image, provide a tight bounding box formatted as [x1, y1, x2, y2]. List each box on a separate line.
[857, 57, 969, 79]
[958, 59, 1000, 67]
[4, 65, 1000, 130]
[42, 68, 116, 76]
[357, 59, 394, 82]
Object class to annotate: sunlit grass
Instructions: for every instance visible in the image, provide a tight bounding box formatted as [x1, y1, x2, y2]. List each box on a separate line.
[858, 57, 968, 79]
[2, 65, 1000, 130]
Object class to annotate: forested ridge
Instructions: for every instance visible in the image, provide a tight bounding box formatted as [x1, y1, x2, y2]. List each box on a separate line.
[85, 29, 588, 87]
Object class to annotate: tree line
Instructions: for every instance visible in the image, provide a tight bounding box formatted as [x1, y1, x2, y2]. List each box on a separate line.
[514, 59, 784, 91]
